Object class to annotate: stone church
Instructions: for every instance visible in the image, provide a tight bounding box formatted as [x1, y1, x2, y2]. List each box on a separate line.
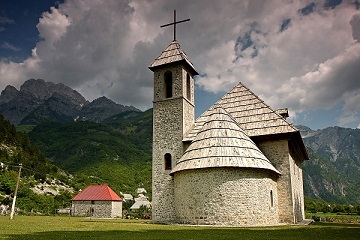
[149, 40, 308, 226]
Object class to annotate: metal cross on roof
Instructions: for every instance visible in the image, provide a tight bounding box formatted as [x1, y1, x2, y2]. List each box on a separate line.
[160, 10, 190, 41]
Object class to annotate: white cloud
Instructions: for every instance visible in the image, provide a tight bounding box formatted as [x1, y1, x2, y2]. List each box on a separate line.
[272, 42, 360, 126]
[36, 7, 70, 47]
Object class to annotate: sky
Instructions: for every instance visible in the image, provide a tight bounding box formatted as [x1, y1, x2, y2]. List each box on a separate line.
[0, 0, 359, 130]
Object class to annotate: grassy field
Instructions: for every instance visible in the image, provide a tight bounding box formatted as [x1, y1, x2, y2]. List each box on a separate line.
[0, 216, 359, 240]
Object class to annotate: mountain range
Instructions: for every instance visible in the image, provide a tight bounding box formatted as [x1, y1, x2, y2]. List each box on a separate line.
[0, 79, 359, 205]
[0, 79, 139, 125]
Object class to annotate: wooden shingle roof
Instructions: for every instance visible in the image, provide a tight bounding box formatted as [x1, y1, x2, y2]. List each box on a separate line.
[184, 82, 298, 141]
[148, 40, 198, 75]
[71, 185, 122, 201]
[171, 105, 280, 175]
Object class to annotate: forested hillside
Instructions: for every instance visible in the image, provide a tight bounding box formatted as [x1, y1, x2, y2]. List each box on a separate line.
[29, 109, 153, 195]
[0, 115, 75, 214]
[0, 114, 54, 180]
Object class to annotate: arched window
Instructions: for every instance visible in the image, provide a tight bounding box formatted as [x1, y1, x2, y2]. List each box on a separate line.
[270, 190, 274, 208]
[186, 73, 191, 101]
[164, 153, 172, 170]
[164, 71, 173, 98]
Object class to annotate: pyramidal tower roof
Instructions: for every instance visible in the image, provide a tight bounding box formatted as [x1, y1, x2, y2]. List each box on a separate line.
[171, 105, 280, 175]
[149, 40, 198, 75]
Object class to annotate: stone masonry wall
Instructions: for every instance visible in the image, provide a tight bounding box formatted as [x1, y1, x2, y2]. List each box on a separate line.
[182, 68, 195, 135]
[152, 64, 195, 223]
[174, 168, 279, 226]
[257, 140, 295, 223]
[289, 144, 305, 222]
[72, 201, 121, 218]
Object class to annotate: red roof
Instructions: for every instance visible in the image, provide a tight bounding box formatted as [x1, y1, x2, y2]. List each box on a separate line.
[71, 185, 122, 201]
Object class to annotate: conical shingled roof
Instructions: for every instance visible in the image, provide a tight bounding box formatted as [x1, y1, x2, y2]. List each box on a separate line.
[148, 40, 198, 75]
[171, 106, 280, 175]
[184, 82, 298, 141]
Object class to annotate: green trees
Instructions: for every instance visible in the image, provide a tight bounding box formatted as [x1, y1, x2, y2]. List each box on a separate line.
[29, 112, 152, 194]
[0, 114, 54, 181]
[305, 197, 360, 215]
[0, 114, 75, 215]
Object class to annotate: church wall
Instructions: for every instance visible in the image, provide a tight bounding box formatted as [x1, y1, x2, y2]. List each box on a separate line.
[182, 69, 195, 135]
[174, 168, 279, 226]
[71, 201, 119, 218]
[257, 140, 295, 223]
[152, 64, 194, 223]
[289, 144, 305, 222]
[152, 98, 181, 223]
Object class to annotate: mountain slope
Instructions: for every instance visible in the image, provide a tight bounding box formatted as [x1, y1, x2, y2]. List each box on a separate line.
[0, 114, 54, 180]
[29, 110, 153, 194]
[0, 114, 77, 214]
[299, 125, 360, 205]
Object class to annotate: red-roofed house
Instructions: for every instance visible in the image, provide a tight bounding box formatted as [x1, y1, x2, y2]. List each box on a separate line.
[71, 184, 122, 218]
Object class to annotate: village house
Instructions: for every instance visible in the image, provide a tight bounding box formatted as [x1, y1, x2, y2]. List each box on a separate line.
[71, 184, 122, 218]
[130, 193, 151, 211]
[149, 31, 308, 225]
[121, 193, 134, 202]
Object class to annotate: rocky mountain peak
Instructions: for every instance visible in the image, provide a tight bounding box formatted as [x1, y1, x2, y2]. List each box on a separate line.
[0, 79, 141, 125]
[19, 79, 87, 105]
[90, 96, 116, 106]
[80, 96, 140, 122]
[0, 85, 19, 104]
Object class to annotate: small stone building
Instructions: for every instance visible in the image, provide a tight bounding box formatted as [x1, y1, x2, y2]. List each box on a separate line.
[149, 40, 309, 226]
[71, 184, 122, 218]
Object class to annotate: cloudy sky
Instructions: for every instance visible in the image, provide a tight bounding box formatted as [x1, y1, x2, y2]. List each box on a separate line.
[0, 0, 359, 130]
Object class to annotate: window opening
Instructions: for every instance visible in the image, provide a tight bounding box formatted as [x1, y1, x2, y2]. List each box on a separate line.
[270, 190, 274, 208]
[164, 71, 173, 98]
[164, 153, 172, 170]
[186, 73, 191, 101]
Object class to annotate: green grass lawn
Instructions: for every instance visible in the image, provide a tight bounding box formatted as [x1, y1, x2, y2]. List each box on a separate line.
[0, 216, 359, 240]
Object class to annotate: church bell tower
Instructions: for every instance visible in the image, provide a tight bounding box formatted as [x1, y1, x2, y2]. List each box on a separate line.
[149, 12, 198, 222]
